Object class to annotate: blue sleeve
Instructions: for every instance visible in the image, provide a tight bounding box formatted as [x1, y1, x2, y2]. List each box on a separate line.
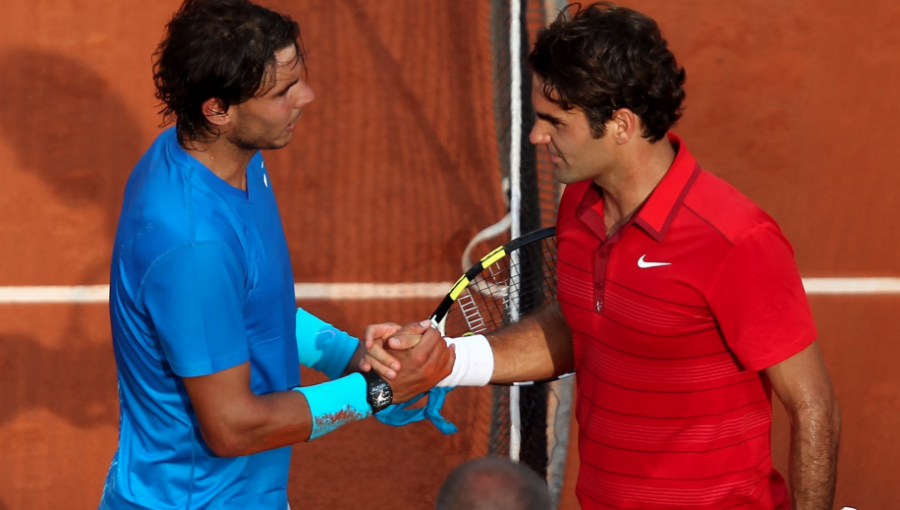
[295, 308, 359, 380]
[141, 242, 249, 377]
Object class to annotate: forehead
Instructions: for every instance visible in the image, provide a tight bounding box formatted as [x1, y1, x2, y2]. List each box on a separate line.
[531, 76, 554, 102]
[531, 75, 580, 118]
[257, 45, 303, 94]
[273, 44, 301, 73]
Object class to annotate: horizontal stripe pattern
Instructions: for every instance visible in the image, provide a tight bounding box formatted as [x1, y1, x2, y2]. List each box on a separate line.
[557, 269, 595, 301]
[578, 340, 744, 387]
[583, 408, 771, 447]
[604, 282, 716, 334]
[578, 466, 777, 507]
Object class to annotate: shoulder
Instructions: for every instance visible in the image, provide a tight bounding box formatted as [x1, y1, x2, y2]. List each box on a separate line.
[682, 169, 782, 246]
[117, 134, 247, 278]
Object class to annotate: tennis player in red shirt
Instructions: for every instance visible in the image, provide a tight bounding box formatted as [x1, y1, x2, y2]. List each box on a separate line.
[367, 3, 840, 509]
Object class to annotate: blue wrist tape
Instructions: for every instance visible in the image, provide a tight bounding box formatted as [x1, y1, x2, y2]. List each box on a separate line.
[375, 387, 458, 435]
[295, 308, 359, 380]
[293, 373, 371, 440]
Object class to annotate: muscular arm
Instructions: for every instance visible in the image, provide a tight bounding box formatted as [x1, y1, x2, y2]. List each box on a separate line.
[184, 325, 453, 458]
[487, 301, 573, 384]
[764, 341, 841, 510]
[183, 362, 314, 458]
[364, 303, 571, 386]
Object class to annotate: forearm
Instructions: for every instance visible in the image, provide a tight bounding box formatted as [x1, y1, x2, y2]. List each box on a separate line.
[788, 397, 841, 510]
[186, 364, 372, 457]
[343, 341, 366, 376]
[488, 301, 573, 384]
[224, 390, 315, 456]
[295, 307, 359, 379]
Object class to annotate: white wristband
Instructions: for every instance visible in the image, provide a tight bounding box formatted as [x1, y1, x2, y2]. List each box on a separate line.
[437, 334, 494, 387]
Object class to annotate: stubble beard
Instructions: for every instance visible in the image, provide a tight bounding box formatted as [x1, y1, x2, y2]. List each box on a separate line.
[231, 127, 291, 152]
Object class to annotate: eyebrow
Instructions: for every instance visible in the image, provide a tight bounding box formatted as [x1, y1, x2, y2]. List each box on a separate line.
[536, 112, 564, 126]
[273, 77, 300, 96]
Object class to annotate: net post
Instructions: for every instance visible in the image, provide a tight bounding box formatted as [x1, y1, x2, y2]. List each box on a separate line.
[507, 0, 524, 464]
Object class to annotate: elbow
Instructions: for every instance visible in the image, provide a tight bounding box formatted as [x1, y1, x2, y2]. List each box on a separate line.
[200, 427, 249, 458]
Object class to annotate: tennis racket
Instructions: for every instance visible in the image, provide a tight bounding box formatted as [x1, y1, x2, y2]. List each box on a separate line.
[428, 226, 572, 386]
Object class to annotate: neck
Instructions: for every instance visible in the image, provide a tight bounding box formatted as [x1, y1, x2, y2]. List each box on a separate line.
[597, 136, 676, 235]
[183, 134, 255, 190]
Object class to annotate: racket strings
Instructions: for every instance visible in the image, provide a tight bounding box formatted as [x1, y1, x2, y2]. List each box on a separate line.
[444, 237, 557, 338]
[456, 292, 487, 334]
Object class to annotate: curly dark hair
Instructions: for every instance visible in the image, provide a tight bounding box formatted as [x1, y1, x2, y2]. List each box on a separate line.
[153, 0, 305, 146]
[529, 2, 685, 142]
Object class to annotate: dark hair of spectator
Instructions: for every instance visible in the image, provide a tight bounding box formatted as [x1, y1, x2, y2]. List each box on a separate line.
[529, 2, 685, 142]
[152, 0, 306, 147]
[436, 456, 551, 510]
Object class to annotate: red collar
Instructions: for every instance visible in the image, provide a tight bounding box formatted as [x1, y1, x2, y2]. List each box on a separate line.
[575, 132, 701, 242]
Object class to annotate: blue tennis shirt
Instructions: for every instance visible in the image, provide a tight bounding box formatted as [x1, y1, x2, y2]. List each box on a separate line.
[101, 127, 299, 510]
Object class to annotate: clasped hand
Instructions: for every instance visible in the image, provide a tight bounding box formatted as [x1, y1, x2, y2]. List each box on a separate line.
[358, 320, 454, 404]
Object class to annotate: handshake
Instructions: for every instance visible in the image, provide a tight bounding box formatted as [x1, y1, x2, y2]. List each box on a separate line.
[350, 317, 496, 433]
[357, 320, 456, 405]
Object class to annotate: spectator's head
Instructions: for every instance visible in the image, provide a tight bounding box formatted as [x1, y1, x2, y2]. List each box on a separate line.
[436, 457, 551, 510]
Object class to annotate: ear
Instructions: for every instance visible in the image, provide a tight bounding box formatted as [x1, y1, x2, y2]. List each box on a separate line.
[610, 108, 637, 145]
[201, 98, 231, 127]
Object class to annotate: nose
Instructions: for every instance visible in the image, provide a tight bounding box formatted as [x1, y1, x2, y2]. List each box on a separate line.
[295, 81, 315, 108]
[529, 122, 549, 146]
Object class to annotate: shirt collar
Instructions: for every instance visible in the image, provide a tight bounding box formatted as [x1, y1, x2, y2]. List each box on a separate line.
[632, 132, 700, 242]
[574, 132, 701, 243]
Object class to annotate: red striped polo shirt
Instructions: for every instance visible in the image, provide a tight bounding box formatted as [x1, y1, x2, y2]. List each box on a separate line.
[556, 133, 816, 510]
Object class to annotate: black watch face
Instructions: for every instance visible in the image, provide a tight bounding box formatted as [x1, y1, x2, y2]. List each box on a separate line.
[371, 386, 392, 410]
[368, 378, 393, 412]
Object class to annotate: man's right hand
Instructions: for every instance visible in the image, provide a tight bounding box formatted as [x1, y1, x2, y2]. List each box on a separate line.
[382, 325, 455, 404]
[360, 319, 430, 378]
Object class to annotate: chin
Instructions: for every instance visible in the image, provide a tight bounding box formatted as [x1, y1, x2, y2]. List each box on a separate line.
[553, 169, 577, 185]
[262, 134, 293, 150]
[267, 140, 290, 150]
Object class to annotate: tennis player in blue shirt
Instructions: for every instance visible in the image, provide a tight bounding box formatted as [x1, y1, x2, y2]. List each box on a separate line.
[99, 1, 454, 509]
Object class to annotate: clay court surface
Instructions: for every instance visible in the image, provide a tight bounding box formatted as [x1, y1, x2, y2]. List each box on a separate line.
[1, 0, 899, 509]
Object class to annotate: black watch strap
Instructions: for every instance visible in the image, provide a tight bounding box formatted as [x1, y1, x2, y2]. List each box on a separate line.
[361, 370, 393, 413]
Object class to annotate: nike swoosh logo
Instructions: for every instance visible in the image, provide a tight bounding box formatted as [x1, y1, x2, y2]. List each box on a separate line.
[637, 255, 671, 268]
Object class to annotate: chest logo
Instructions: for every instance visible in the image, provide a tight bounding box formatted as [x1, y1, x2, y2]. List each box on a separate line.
[637, 254, 671, 268]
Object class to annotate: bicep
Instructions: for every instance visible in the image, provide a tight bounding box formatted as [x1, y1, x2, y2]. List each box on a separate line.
[182, 362, 257, 449]
[183, 363, 318, 456]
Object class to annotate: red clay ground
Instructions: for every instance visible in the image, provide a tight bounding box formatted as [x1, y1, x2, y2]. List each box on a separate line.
[1, 0, 899, 509]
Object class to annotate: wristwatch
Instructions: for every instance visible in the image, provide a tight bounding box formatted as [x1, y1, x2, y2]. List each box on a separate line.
[361, 370, 393, 413]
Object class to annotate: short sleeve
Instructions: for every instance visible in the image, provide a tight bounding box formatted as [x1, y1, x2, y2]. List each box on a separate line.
[141, 242, 249, 377]
[707, 223, 817, 371]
